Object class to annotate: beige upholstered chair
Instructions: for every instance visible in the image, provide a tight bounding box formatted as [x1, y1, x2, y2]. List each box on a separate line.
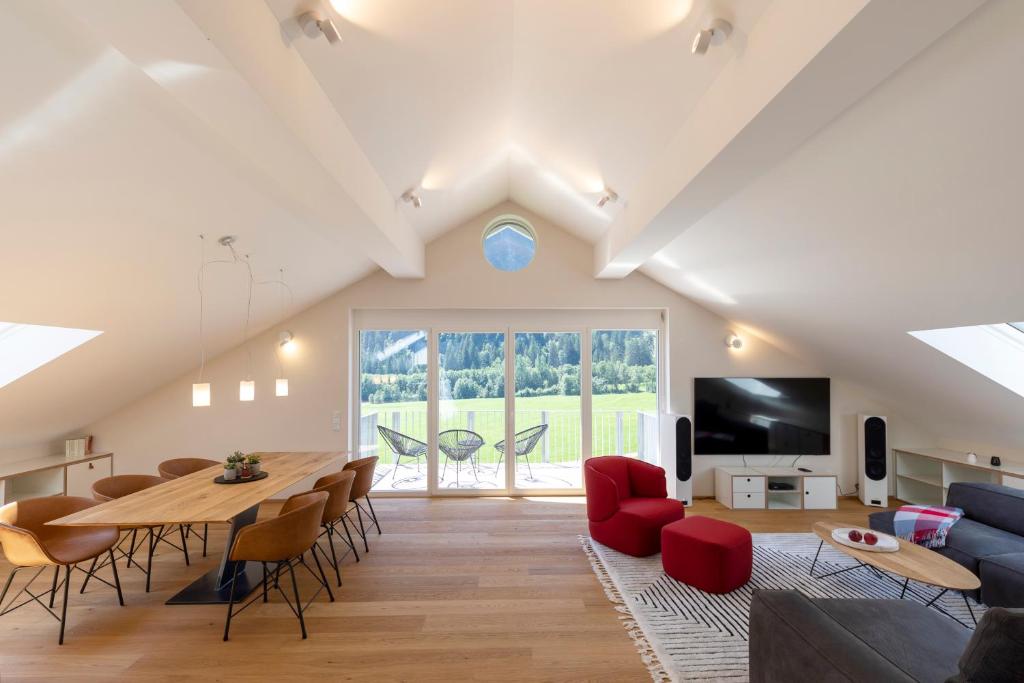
[90, 474, 189, 592]
[223, 491, 331, 641]
[157, 458, 219, 556]
[342, 456, 381, 553]
[0, 496, 123, 644]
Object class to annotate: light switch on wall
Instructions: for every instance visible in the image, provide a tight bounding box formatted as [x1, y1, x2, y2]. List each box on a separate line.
[331, 410, 342, 432]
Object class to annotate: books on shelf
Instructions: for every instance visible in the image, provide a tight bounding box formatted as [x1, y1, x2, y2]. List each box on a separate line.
[64, 436, 92, 459]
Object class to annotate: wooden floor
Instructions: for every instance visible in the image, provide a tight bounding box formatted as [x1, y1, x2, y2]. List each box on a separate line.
[0, 496, 889, 682]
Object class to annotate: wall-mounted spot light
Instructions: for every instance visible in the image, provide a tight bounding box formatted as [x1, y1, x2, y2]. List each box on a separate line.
[725, 333, 743, 350]
[279, 330, 297, 354]
[401, 189, 422, 208]
[692, 18, 732, 55]
[239, 380, 255, 402]
[298, 10, 342, 45]
[597, 187, 619, 208]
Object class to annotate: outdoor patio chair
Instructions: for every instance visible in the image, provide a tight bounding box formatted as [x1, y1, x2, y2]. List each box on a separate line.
[438, 429, 484, 487]
[495, 424, 548, 479]
[377, 425, 428, 473]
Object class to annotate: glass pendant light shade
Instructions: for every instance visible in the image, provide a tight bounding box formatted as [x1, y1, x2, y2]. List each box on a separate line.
[276, 378, 289, 397]
[192, 382, 211, 407]
[239, 380, 255, 401]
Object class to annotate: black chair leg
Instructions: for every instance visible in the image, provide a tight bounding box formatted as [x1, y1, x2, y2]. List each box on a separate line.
[325, 525, 341, 587]
[223, 563, 241, 641]
[145, 528, 156, 593]
[354, 505, 369, 553]
[48, 565, 60, 608]
[286, 562, 307, 639]
[339, 517, 360, 562]
[57, 565, 71, 645]
[309, 545, 334, 602]
[179, 525, 190, 566]
[203, 524, 209, 557]
[365, 495, 382, 535]
[108, 550, 124, 606]
[0, 566, 20, 607]
[126, 529, 138, 568]
[262, 562, 269, 603]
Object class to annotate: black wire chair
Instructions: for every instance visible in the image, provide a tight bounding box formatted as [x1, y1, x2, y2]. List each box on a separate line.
[377, 425, 428, 474]
[495, 424, 548, 479]
[438, 429, 484, 487]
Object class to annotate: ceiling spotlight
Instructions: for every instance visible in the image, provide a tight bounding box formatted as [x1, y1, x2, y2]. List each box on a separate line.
[298, 10, 342, 45]
[725, 333, 743, 350]
[692, 18, 732, 55]
[279, 330, 296, 354]
[401, 189, 422, 209]
[597, 187, 619, 208]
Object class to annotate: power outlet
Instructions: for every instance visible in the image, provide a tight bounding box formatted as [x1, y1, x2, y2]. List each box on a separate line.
[331, 411, 342, 432]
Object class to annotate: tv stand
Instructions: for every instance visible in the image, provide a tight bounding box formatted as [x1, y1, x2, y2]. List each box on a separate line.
[715, 467, 837, 510]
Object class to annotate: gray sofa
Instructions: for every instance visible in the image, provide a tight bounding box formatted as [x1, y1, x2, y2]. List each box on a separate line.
[869, 482, 1024, 606]
[749, 590, 1023, 682]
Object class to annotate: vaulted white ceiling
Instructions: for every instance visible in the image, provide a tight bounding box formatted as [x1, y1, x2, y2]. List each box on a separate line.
[1, 0, 1018, 454]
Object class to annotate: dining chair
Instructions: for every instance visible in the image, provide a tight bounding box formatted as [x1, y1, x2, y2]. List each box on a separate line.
[342, 456, 381, 553]
[157, 457, 219, 557]
[222, 490, 332, 641]
[0, 496, 123, 644]
[305, 470, 359, 584]
[88, 474, 189, 592]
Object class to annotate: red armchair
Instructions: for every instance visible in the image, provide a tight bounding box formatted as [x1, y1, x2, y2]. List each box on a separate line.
[584, 456, 685, 557]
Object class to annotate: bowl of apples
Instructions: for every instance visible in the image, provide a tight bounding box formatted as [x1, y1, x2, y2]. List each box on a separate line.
[831, 527, 899, 553]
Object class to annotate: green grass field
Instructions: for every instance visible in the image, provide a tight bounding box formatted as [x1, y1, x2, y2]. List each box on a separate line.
[362, 392, 657, 464]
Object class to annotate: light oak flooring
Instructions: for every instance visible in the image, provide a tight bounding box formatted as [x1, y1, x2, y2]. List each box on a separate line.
[0, 496, 893, 682]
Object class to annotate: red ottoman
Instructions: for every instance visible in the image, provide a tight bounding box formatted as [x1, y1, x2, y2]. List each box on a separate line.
[661, 516, 752, 593]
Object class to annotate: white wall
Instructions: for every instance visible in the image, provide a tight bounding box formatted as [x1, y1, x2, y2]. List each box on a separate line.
[83, 203, 934, 497]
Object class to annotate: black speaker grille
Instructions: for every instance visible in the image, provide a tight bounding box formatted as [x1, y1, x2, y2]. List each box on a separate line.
[864, 417, 886, 481]
[675, 416, 692, 482]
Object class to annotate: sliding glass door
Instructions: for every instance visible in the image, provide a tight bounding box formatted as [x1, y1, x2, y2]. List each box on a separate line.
[354, 310, 663, 496]
[436, 331, 506, 490]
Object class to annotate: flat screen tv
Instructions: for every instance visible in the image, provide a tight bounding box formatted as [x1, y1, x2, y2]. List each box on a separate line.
[694, 378, 830, 456]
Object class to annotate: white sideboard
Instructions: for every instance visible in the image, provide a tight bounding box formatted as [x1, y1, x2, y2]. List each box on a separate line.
[715, 466, 837, 510]
[894, 447, 1024, 506]
[0, 452, 113, 505]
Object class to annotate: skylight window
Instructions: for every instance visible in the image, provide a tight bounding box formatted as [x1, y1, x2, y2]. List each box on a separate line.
[909, 322, 1024, 399]
[0, 322, 102, 389]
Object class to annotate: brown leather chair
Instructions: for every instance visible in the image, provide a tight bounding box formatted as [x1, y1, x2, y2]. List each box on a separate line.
[343, 456, 381, 553]
[90, 474, 189, 592]
[223, 491, 331, 641]
[157, 458, 219, 557]
[0, 496, 123, 644]
[299, 470, 357, 586]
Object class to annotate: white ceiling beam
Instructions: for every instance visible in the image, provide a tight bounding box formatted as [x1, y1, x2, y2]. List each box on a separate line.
[61, 0, 424, 278]
[595, 0, 986, 278]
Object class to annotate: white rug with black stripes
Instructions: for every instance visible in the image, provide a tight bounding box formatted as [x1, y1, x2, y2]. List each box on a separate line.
[580, 533, 984, 683]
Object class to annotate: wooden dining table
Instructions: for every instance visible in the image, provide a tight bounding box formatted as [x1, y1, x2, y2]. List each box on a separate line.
[48, 452, 345, 605]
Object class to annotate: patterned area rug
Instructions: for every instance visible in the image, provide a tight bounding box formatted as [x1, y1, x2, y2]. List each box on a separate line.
[580, 533, 984, 683]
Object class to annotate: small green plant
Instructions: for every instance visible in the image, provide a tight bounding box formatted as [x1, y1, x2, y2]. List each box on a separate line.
[227, 451, 245, 464]
[223, 460, 236, 469]
[246, 453, 261, 464]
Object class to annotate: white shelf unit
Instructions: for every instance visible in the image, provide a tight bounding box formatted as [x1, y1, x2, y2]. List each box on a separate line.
[894, 448, 1024, 506]
[0, 453, 113, 505]
[715, 467, 837, 510]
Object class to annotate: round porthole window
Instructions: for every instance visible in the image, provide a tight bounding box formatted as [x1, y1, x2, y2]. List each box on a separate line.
[482, 216, 536, 272]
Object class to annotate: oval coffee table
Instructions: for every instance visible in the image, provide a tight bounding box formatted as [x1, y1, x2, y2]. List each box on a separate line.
[810, 521, 981, 628]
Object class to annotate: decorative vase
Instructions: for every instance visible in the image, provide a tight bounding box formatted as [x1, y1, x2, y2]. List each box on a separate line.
[967, 452, 978, 464]
[240, 462, 252, 478]
[250, 462, 261, 475]
[223, 467, 237, 481]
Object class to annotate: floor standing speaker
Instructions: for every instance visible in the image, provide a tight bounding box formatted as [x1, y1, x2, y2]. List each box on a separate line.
[661, 413, 693, 506]
[858, 415, 888, 507]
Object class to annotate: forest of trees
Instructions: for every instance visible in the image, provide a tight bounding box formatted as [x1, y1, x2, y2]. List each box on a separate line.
[360, 331, 656, 403]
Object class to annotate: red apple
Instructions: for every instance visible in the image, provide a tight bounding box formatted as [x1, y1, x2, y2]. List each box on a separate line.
[848, 529, 863, 542]
[863, 532, 878, 546]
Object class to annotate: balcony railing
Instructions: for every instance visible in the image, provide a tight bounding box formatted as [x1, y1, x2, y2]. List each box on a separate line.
[359, 408, 659, 465]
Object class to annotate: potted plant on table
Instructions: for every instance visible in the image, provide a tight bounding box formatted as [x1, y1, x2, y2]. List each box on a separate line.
[222, 460, 237, 481]
[246, 453, 262, 475]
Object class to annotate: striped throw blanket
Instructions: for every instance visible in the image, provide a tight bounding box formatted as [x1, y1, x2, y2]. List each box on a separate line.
[893, 505, 964, 549]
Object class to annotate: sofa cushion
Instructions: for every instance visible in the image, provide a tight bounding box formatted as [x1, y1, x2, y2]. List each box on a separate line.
[813, 597, 969, 683]
[946, 483, 1024, 537]
[942, 519, 1024, 574]
[979, 553, 1024, 608]
[948, 607, 1024, 683]
[617, 497, 686, 528]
